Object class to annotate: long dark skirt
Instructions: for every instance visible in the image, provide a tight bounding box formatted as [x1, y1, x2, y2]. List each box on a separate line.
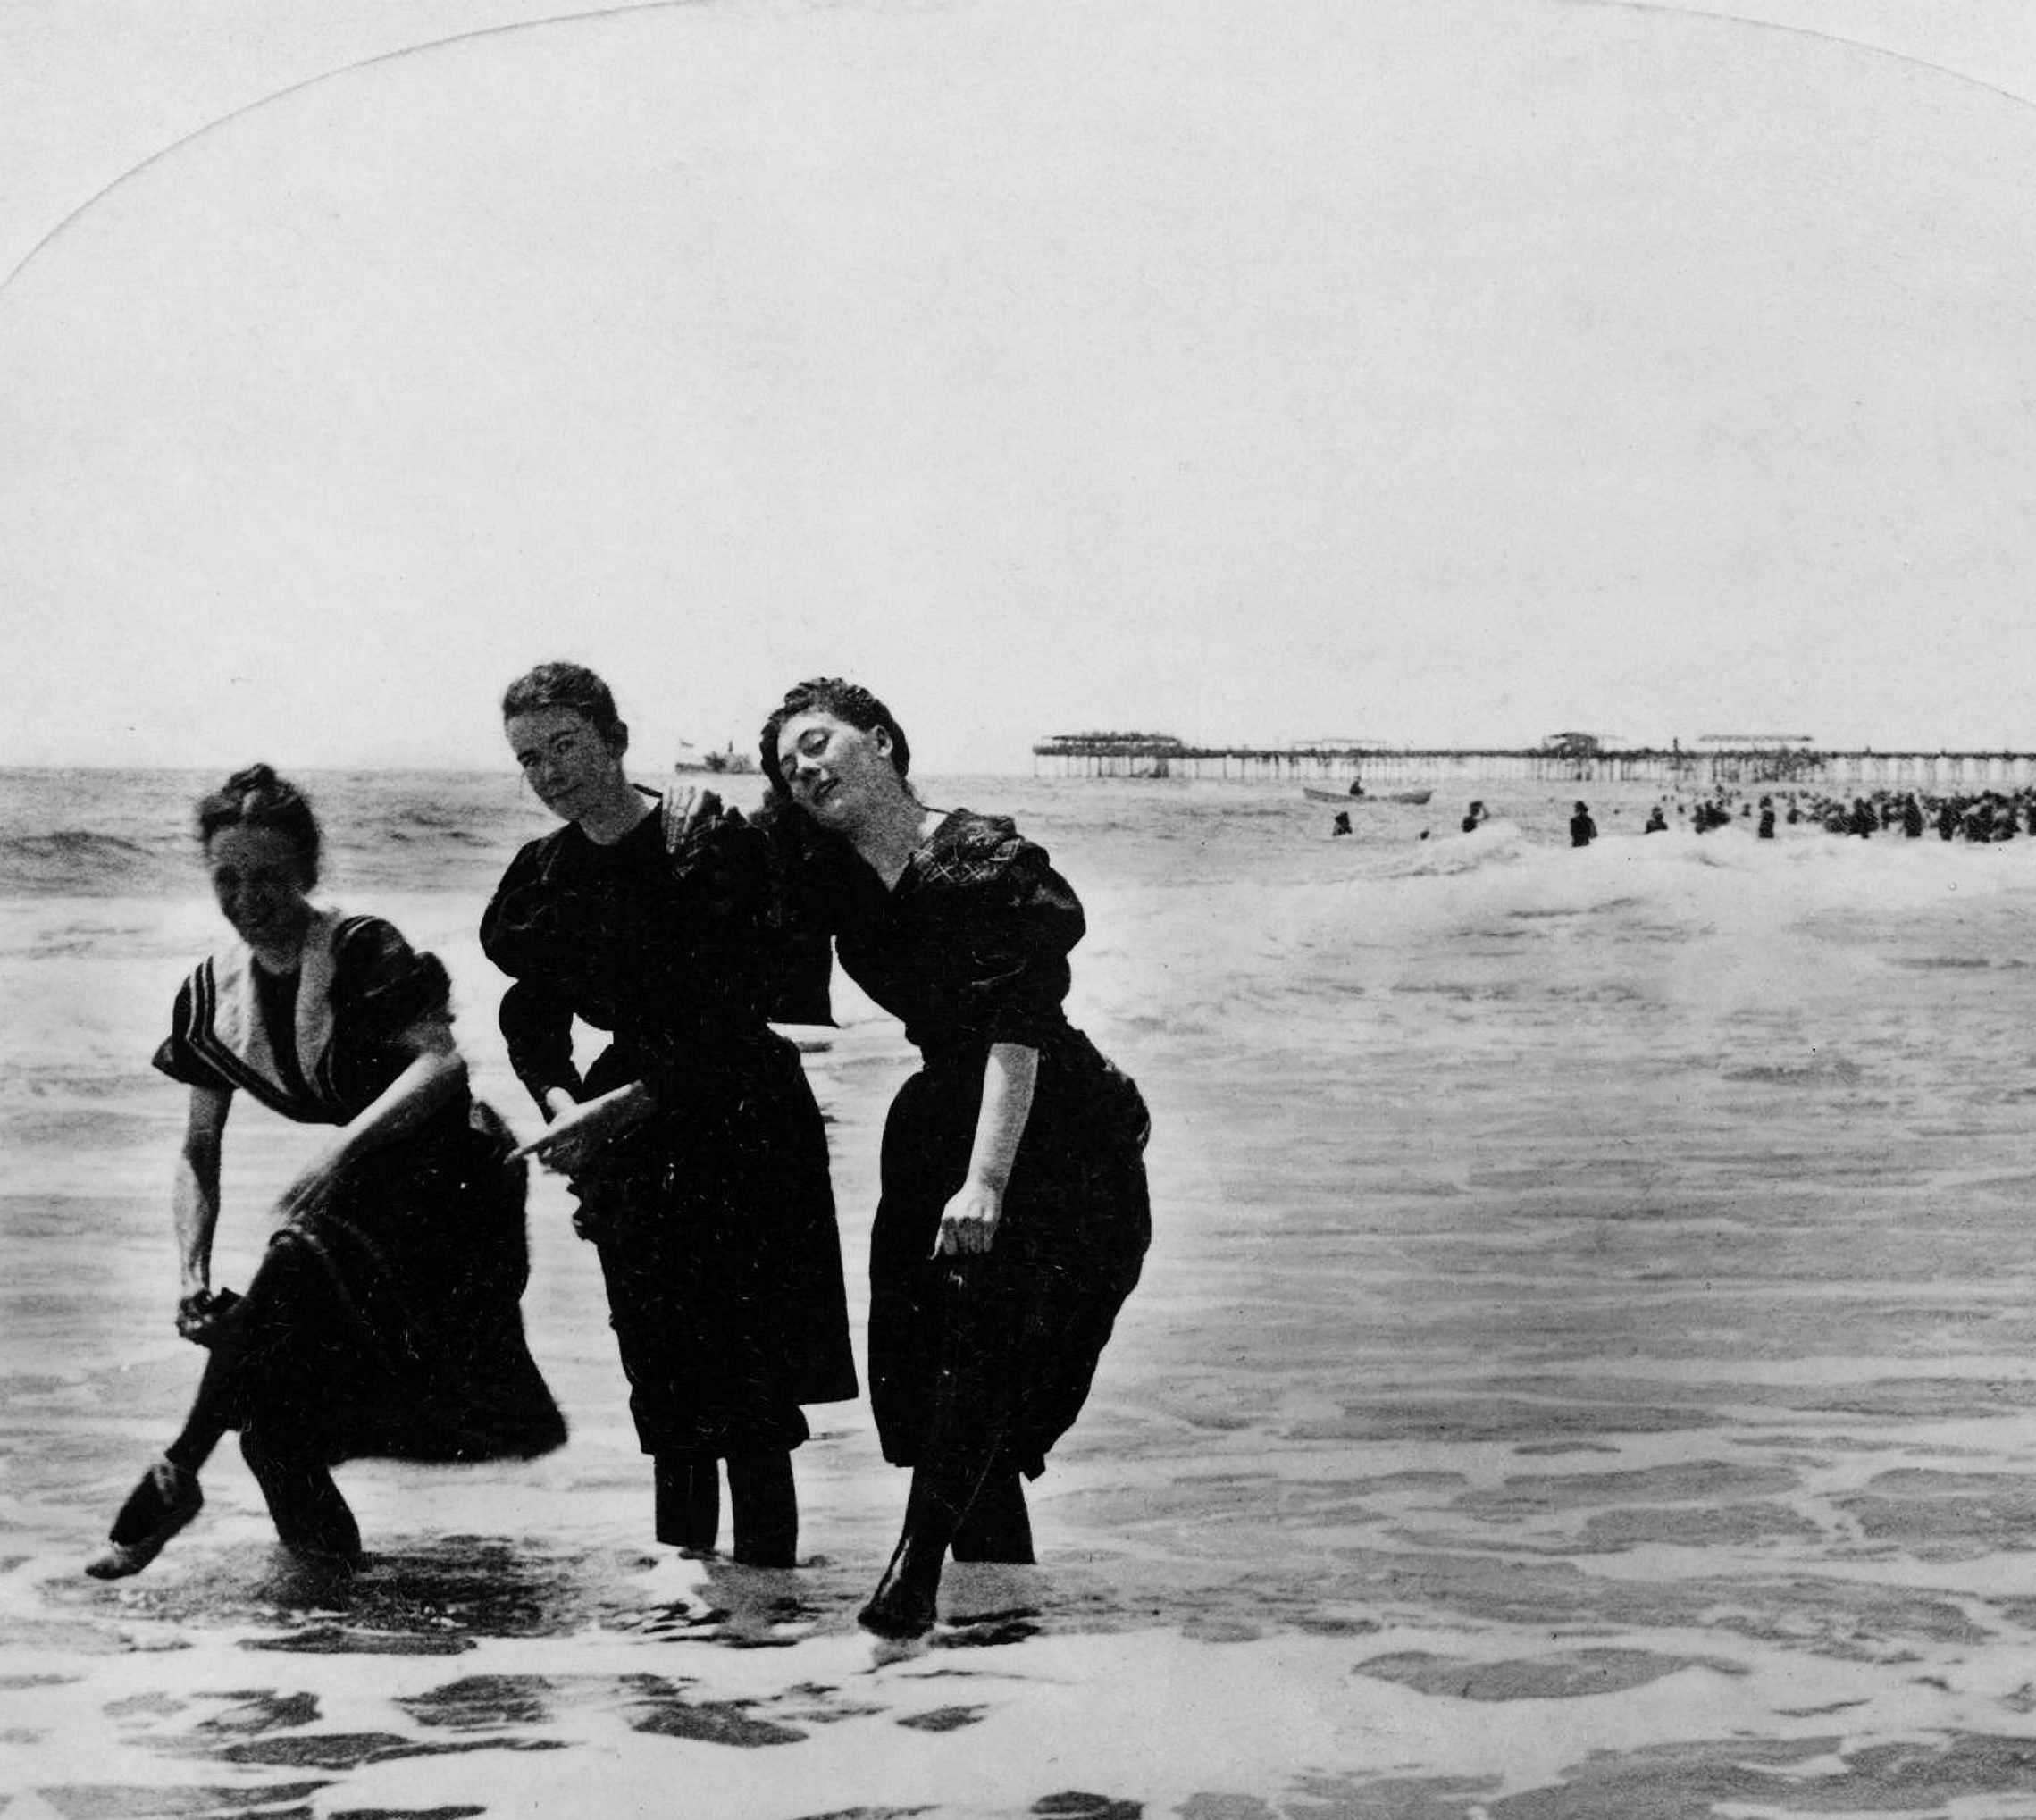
[572, 1035, 858, 1457]
[219, 1100, 567, 1466]
[867, 1035, 1150, 1479]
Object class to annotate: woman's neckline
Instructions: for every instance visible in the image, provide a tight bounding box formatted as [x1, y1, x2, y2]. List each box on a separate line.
[870, 806, 959, 893]
[575, 784, 660, 848]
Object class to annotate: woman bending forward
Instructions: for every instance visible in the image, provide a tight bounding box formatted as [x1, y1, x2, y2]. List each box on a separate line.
[88, 766, 565, 1578]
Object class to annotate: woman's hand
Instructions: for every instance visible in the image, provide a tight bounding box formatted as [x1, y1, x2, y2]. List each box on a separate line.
[173, 1263, 212, 1342]
[934, 1044, 1035, 1259]
[175, 1287, 243, 1346]
[515, 1082, 655, 1173]
[933, 1178, 1005, 1257]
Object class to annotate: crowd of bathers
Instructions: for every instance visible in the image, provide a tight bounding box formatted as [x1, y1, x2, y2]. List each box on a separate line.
[1638, 788, 2036, 843]
[1403, 786, 2036, 848]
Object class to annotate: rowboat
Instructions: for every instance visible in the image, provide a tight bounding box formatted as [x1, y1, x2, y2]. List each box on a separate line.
[1303, 785, 1433, 806]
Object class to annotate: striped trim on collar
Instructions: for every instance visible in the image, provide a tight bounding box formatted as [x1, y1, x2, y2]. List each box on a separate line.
[176, 908, 370, 1119]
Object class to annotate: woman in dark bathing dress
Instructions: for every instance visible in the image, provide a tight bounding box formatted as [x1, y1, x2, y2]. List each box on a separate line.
[760, 677, 1151, 1636]
[87, 766, 565, 1578]
[482, 663, 856, 1565]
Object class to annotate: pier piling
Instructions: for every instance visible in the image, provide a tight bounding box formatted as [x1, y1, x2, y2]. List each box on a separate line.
[1030, 736, 2036, 791]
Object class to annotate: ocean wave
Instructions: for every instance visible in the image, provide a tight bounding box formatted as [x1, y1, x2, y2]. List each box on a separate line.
[373, 803, 506, 845]
[1375, 819, 1529, 876]
[0, 831, 179, 896]
[377, 825, 498, 846]
[1107, 823, 2036, 1049]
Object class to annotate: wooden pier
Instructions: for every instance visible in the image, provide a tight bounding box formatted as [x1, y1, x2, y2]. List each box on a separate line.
[1031, 734, 2036, 792]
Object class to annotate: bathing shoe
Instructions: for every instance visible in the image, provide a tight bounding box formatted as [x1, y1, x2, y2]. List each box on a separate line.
[85, 1458, 203, 1579]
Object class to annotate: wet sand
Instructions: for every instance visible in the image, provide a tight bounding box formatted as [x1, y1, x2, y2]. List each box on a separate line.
[10, 805, 2036, 1816]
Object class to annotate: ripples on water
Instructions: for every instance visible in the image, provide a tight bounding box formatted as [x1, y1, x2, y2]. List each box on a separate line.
[12, 768, 2036, 1815]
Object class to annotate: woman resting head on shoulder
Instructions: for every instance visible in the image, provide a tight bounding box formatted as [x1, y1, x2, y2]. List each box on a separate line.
[760, 677, 1152, 1639]
[762, 677, 931, 884]
[84, 764, 564, 1581]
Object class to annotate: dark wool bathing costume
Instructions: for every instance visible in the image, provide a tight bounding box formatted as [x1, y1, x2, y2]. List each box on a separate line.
[155, 909, 566, 1471]
[817, 809, 1151, 1483]
[481, 792, 856, 1462]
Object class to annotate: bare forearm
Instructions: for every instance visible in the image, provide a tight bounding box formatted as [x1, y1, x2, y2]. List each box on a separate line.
[930, 1044, 1040, 1257]
[516, 1079, 655, 1170]
[172, 1144, 221, 1295]
[327, 1047, 467, 1170]
[274, 1042, 469, 1228]
[967, 1043, 1039, 1190]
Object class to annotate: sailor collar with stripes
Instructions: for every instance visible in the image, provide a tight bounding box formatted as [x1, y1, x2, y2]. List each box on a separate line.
[175, 905, 360, 1120]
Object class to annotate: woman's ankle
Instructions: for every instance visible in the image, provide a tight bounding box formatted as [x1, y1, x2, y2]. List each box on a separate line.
[654, 1452, 721, 1552]
[728, 1451, 798, 1566]
[859, 1539, 941, 1636]
[950, 1475, 1033, 1564]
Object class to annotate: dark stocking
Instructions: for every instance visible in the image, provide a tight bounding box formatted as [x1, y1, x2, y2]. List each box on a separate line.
[654, 1450, 720, 1553]
[240, 1426, 360, 1558]
[859, 1438, 1005, 1638]
[949, 1473, 1034, 1564]
[727, 1450, 799, 1568]
[163, 1245, 319, 1475]
[163, 1351, 239, 1476]
[861, 1261, 1018, 1634]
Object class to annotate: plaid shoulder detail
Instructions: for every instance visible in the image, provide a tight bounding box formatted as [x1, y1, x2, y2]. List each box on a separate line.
[660, 785, 729, 864]
[914, 812, 1028, 891]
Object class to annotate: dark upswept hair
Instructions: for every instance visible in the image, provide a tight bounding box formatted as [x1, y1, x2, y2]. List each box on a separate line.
[758, 677, 912, 797]
[500, 661, 627, 751]
[195, 764, 321, 885]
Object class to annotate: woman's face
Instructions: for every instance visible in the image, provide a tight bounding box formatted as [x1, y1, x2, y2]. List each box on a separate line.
[775, 709, 899, 829]
[506, 705, 623, 824]
[207, 825, 313, 956]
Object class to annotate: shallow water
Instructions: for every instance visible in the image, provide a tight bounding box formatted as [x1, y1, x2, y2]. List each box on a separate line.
[8, 770, 2036, 1816]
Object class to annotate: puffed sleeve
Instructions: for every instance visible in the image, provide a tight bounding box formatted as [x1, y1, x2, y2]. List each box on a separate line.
[480, 841, 583, 1111]
[948, 826, 1085, 1049]
[478, 838, 555, 984]
[497, 976, 584, 1111]
[151, 973, 231, 1091]
[330, 917, 455, 1071]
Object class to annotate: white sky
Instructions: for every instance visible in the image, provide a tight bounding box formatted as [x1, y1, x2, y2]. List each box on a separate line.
[2, 0, 2032, 772]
